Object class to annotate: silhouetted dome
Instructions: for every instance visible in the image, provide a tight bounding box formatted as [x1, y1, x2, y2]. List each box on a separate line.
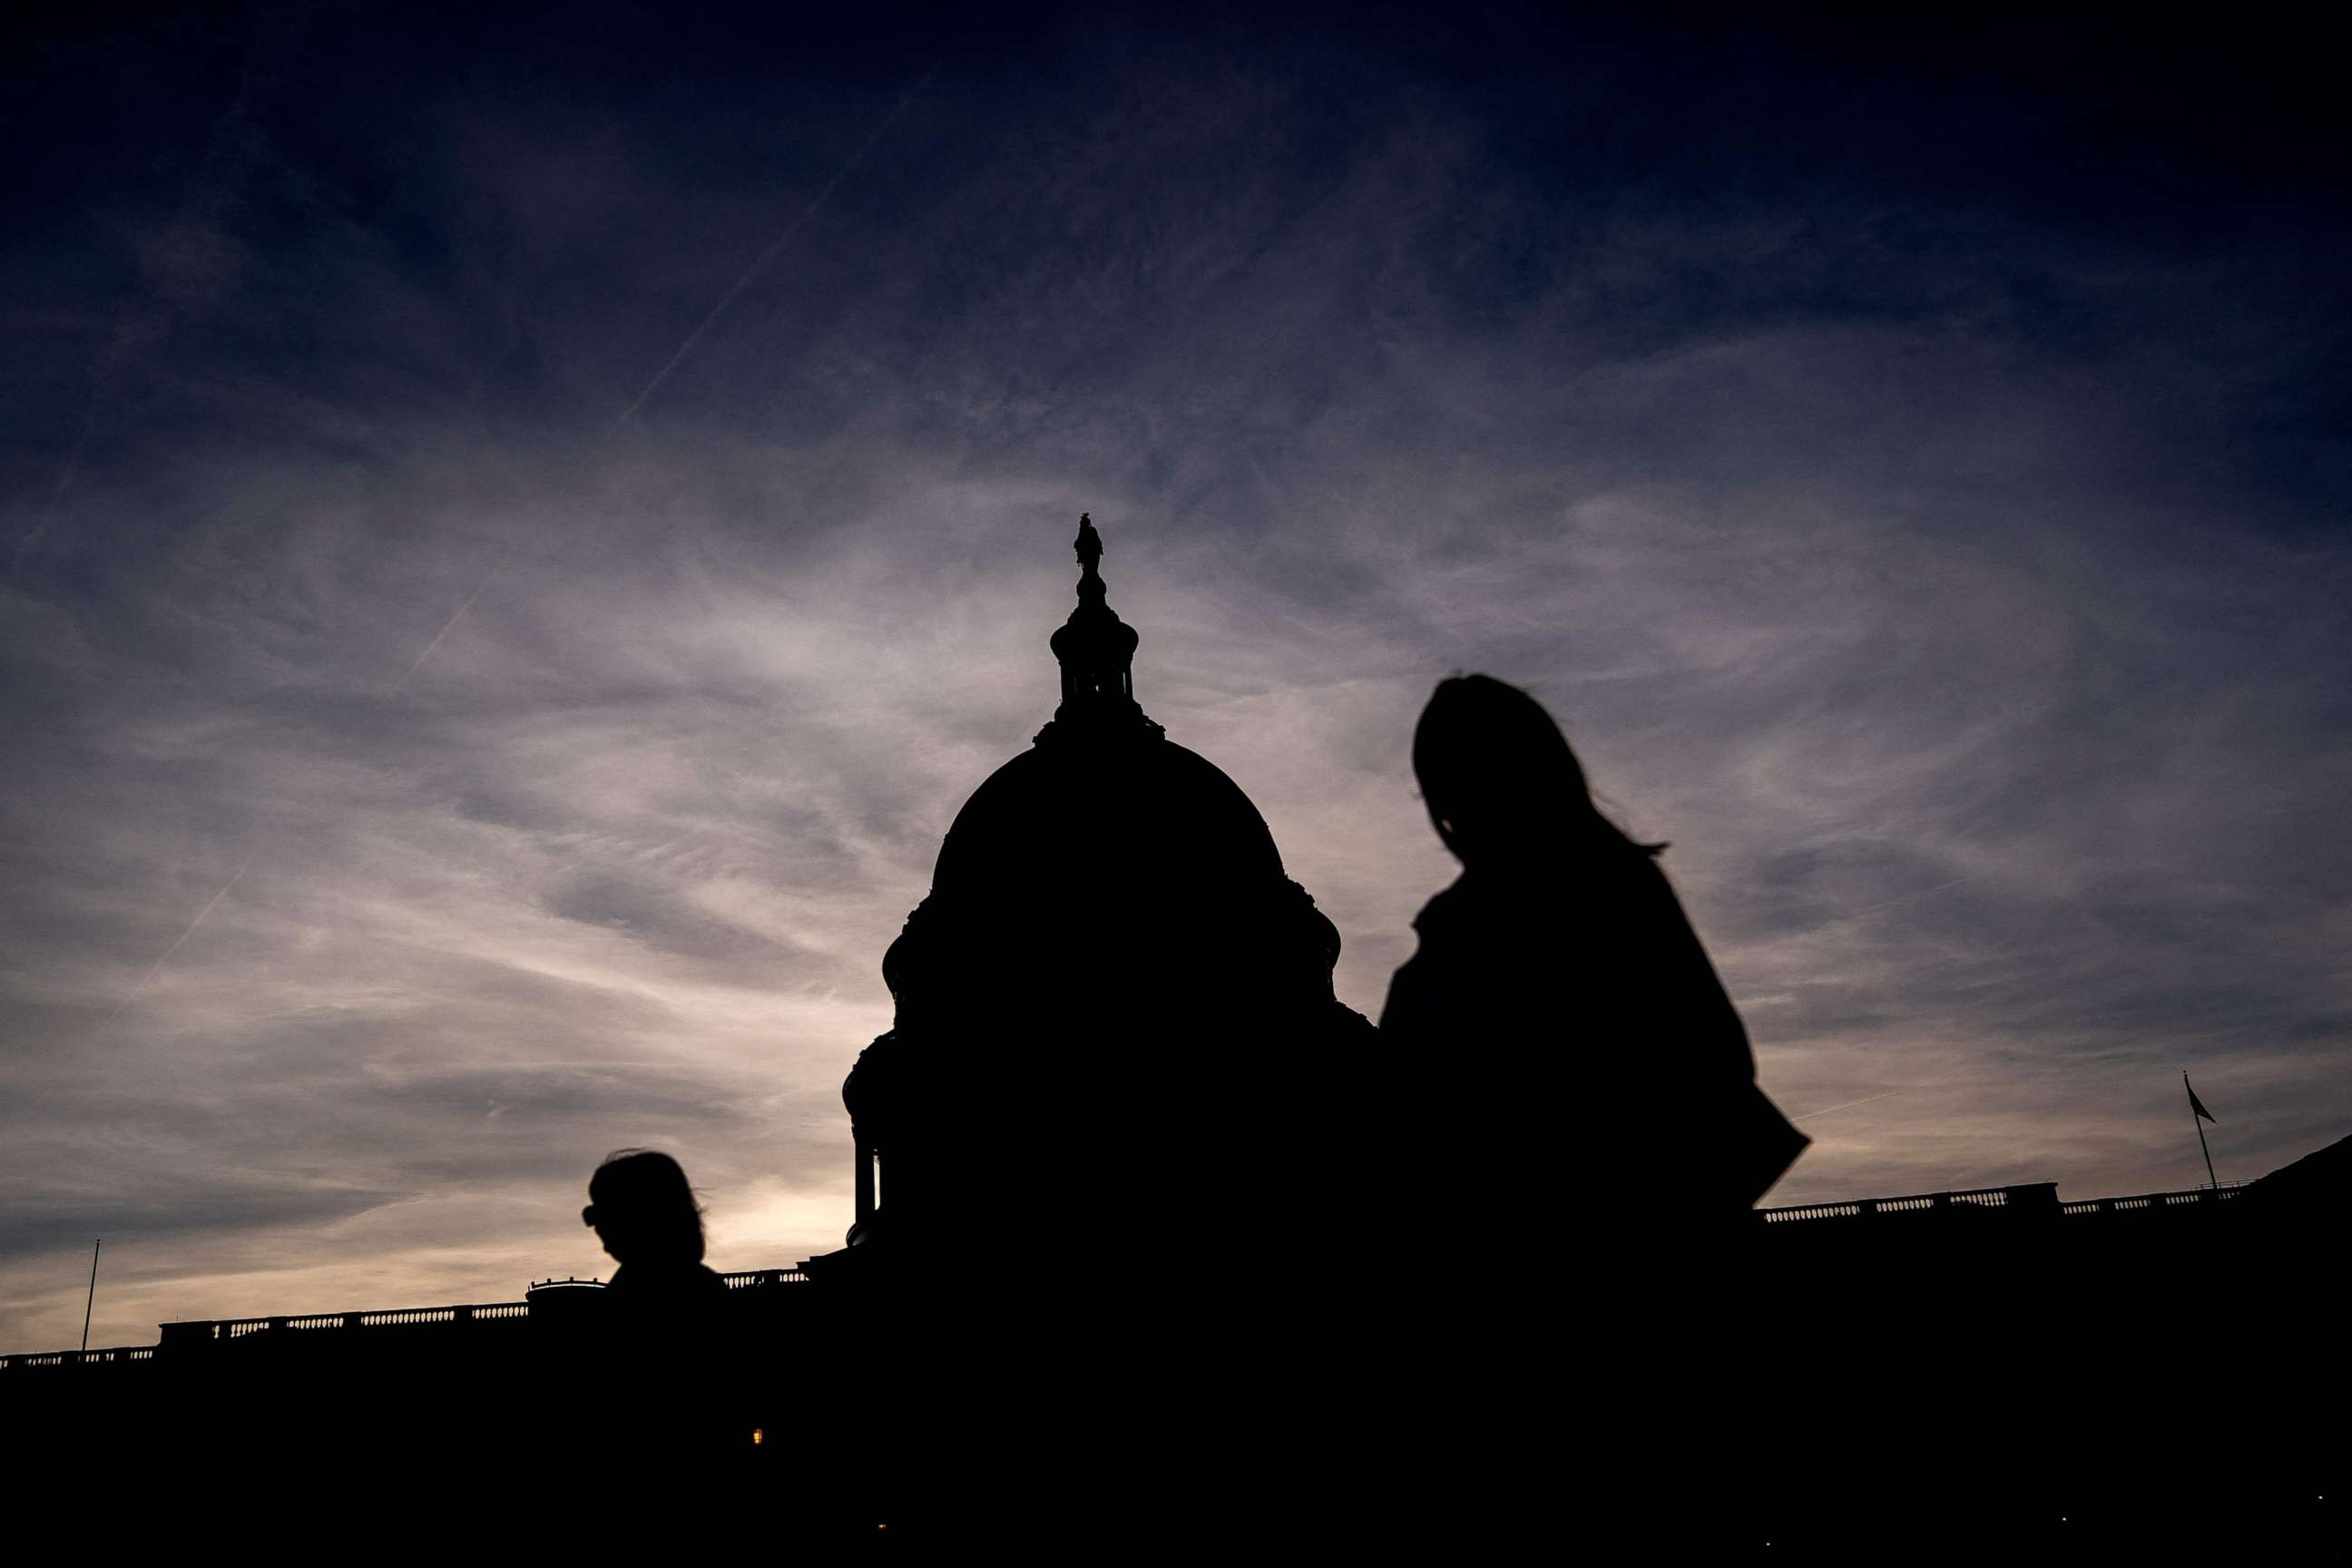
[843, 515, 1368, 1260]
[883, 727, 1340, 1036]
[817, 517, 1387, 1544]
[935, 740, 1281, 891]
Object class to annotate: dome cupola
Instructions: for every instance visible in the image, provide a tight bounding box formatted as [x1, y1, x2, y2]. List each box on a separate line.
[838, 515, 1374, 1265]
[1044, 514, 1151, 737]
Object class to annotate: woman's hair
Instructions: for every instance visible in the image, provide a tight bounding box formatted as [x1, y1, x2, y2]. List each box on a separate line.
[585, 1148, 706, 1266]
[1411, 673, 1661, 865]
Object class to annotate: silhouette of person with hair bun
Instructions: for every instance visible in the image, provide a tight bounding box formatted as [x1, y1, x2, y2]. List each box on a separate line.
[585, 1148, 728, 1309]
[582, 1149, 735, 1465]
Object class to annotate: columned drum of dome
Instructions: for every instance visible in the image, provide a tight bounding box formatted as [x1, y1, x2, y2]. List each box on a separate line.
[840, 516, 1375, 1276]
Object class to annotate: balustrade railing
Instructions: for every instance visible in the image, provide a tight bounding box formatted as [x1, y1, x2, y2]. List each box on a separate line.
[720, 1268, 808, 1289]
[7, 1264, 813, 1369]
[1757, 1184, 2053, 1223]
[2060, 1184, 2248, 1216]
[0, 1347, 157, 1370]
[355, 1308, 463, 1328]
[1758, 1180, 2252, 1225]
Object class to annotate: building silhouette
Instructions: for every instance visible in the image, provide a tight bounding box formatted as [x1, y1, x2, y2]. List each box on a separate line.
[829, 514, 1373, 1279]
[4, 525, 2342, 1545]
[7, 1158, 2340, 1543]
[806, 517, 1383, 1533]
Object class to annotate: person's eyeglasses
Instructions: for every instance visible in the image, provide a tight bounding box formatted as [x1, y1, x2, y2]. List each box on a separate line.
[581, 1204, 597, 1229]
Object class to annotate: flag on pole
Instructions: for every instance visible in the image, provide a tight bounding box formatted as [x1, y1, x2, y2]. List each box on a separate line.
[2185, 1073, 2217, 1123]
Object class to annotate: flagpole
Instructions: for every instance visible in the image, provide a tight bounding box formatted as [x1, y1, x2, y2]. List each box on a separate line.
[2185, 1073, 2220, 1191]
[80, 1238, 100, 1355]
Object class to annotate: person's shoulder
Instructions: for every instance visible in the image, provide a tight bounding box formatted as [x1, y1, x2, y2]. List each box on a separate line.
[1627, 846, 1679, 896]
[1592, 842, 1679, 909]
[1410, 875, 1470, 932]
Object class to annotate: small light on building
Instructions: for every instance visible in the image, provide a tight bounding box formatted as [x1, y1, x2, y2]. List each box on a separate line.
[750, 1427, 764, 1446]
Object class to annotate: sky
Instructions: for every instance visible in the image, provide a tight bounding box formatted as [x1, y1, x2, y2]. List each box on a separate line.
[4, 3, 2347, 1354]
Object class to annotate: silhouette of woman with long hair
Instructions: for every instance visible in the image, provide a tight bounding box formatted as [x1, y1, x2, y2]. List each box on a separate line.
[1380, 674, 1806, 1223]
[1376, 676, 1805, 1536]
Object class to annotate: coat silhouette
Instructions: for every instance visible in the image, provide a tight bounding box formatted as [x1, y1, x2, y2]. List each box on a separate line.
[581, 1150, 737, 1468]
[1379, 674, 1806, 1226]
[1367, 677, 1808, 1539]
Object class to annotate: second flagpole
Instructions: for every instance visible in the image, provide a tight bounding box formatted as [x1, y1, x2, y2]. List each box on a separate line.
[2186, 1072, 2220, 1191]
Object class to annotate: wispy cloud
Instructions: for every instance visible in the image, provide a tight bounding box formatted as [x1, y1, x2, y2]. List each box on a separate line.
[3, 8, 2347, 1351]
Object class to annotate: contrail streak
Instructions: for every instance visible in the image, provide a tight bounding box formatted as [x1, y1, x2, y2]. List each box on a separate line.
[1788, 1087, 1916, 1122]
[604, 61, 941, 437]
[1844, 872, 1987, 919]
[388, 577, 492, 696]
[10, 346, 117, 573]
[102, 857, 253, 1024]
[13, 11, 303, 575]
[394, 62, 940, 691]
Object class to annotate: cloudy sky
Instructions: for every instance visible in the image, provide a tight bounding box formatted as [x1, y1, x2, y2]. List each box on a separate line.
[4, 5, 2347, 1353]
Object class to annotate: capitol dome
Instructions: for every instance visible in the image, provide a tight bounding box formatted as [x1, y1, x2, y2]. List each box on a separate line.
[841, 515, 1371, 1265]
[932, 738, 1283, 905]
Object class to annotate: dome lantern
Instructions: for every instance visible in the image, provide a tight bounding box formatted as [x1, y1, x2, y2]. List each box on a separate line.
[1044, 514, 1155, 741]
